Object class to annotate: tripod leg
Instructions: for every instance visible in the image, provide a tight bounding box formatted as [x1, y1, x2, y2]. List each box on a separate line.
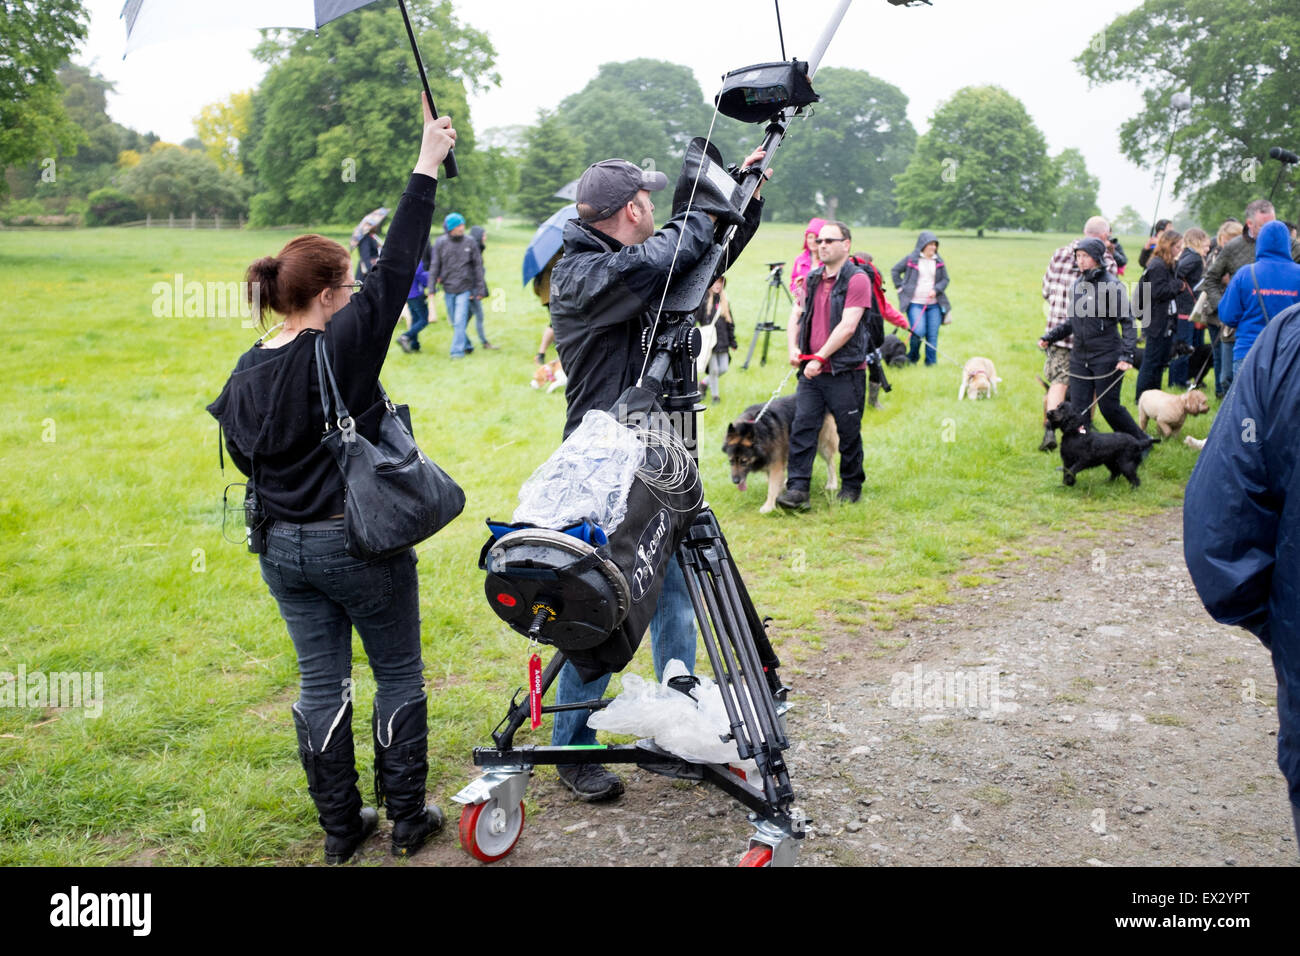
[491, 650, 567, 750]
[741, 322, 762, 370]
[675, 509, 793, 808]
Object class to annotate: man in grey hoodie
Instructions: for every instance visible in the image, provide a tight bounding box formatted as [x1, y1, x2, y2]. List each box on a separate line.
[428, 212, 486, 358]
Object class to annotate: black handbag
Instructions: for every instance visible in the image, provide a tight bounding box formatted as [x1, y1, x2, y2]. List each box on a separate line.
[314, 335, 465, 559]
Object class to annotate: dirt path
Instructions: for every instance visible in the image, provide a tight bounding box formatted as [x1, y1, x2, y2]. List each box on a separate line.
[400, 507, 1293, 867]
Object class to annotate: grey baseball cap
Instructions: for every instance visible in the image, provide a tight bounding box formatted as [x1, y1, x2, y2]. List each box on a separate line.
[576, 159, 668, 221]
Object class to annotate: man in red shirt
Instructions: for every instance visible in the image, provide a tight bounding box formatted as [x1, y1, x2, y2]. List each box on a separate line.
[776, 220, 872, 510]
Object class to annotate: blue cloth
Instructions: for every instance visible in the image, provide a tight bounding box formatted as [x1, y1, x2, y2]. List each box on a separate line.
[444, 212, 465, 232]
[906, 302, 942, 365]
[405, 295, 429, 348]
[1185, 301, 1300, 809]
[1216, 335, 1234, 395]
[407, 260, 429, 300]
[468, 294, 488, 345]
[551, 559, 696, 747]
[446, 290, 472, 357]
[258, 523, 424, 749]
[1219, 221, 1300, 362]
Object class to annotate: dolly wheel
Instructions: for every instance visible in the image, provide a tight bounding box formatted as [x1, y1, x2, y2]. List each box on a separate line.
[737, 845, 773, 867]
[458, 798, 525, 863]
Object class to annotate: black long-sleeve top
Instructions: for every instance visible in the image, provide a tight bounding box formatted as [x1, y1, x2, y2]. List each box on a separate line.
[1137, 256, 1180, 337]
[207, 173, 438, 522]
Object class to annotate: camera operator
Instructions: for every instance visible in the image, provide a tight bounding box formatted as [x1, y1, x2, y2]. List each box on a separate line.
[546, 148, 770, 801]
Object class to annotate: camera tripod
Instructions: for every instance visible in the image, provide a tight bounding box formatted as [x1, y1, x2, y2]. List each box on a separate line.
[741, 262, 794, 370]
[455, 322, 802, 866]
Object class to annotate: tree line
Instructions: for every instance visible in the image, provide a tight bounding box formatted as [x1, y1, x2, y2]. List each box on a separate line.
[3, 0, 1296, 234]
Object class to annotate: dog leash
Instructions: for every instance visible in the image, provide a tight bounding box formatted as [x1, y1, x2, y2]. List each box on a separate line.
[748, 367, 798, 424]
[1075, 366, 1129, 415]
[902, 326, 965, 370]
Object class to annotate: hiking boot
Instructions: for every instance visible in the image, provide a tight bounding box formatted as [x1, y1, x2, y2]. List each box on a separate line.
[481, 341, 500, 350]
[556, 763, 625, 802]
[775, 487, 811, 511]
[1038, 424, 1057, 452]
[391, 804, 446, 857]
[325, 807, 379, 865]
[397, 335, 414, 354]
[837, 487, 861, 504]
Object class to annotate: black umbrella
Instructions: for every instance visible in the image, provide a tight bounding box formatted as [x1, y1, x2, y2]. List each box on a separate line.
[121, 0, 458, 177]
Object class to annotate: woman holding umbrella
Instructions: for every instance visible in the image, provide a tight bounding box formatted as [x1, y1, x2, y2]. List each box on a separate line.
[207, 97, 456, 864]
[352, 208, 388, 280]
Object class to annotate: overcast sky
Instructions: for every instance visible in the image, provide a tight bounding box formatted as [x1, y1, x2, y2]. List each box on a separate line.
[79, 0, 1172, 222]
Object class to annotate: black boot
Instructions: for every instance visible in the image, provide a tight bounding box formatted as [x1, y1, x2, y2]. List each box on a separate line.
[293, 703, 378, 864]
[373, 695, 445, 857]
[1038, 423, 1057, 452]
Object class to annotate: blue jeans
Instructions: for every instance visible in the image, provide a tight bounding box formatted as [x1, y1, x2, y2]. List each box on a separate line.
[468, 295, 488, 345]
[906, 303, 942, 365]
[405, 295, 429, 349]
[1213, 330, 1233, 396]
[445, 291, 472, 357]
[259, 521, 425, 751]
[551, 559, 697, 747]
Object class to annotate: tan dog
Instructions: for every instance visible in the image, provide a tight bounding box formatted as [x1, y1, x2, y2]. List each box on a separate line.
[1138, 388, 1210, 438]
[530, 359, 567, 394]
[958, 357, 1000, 400]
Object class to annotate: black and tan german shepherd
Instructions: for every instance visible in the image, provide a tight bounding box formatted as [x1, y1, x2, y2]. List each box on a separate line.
[723, 395, 839, 512]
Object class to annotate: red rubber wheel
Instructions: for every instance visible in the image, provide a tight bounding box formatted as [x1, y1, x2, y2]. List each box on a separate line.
[737, 845, 773, 867]
[458, 798, 525, 863]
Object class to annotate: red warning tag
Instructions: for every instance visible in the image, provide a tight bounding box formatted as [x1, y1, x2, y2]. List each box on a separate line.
[528, 653, 543, 729]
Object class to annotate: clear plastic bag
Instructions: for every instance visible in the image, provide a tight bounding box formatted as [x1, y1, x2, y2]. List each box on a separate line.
[512, 410, 645, 534]
[587, 659, 760, 777]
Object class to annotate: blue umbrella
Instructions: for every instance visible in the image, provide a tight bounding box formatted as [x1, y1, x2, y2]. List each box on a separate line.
[522, 203, 577, 286]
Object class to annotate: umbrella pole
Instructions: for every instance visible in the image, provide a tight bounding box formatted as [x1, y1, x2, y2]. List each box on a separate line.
[397, 0, 458, 179]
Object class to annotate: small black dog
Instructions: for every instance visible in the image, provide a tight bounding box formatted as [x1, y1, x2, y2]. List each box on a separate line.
[880, 333, 908, 368]
[1045, 401, 1146, 488]
[1186, 343, 1214, 389]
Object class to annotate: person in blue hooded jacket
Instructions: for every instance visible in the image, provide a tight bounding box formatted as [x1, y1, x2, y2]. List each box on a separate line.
[891, 230, 951, 366]
[1218, 219, 1300, 379]
[1185, 299, 1300, 848]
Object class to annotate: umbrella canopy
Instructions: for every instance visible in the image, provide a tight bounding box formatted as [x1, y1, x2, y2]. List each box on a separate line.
[121, 1, 379, 54]
[351, 207, 389, 248]
[522, 203, 577, 287]
[553, 179, 580, 201]
[121, 0, 458, 177]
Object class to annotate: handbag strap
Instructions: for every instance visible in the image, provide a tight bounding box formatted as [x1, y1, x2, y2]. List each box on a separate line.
[314, 333, 355, 438]
[1250, 264, 1273, 322]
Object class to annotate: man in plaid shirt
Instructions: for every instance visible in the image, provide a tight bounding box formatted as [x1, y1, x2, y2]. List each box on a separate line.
[1038, 215, 1118, 451]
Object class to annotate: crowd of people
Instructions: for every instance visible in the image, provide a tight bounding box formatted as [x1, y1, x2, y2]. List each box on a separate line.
[207, 86, 1300, 858]
[353, 208, 500, 358]
[1036, 202, 1300, 455]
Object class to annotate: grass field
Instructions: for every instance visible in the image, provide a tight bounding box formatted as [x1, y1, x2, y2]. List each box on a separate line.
[0, 217, 1213, 865]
